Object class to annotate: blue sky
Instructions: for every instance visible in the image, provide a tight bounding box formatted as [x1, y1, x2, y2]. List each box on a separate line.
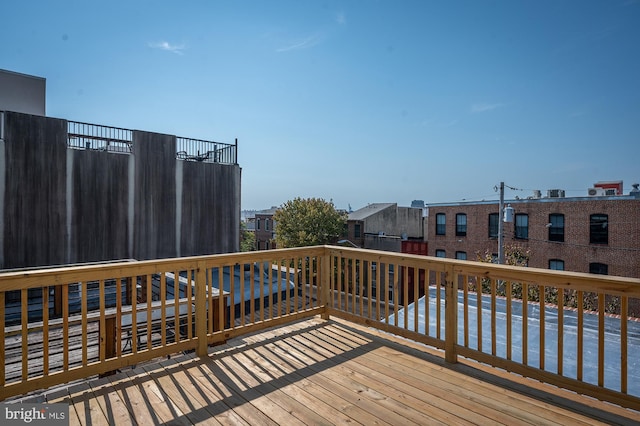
[3, 1, 639, 210]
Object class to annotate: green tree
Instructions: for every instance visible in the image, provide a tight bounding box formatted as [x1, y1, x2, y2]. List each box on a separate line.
[274, 197, 347, 248]
[240, 221, 255, 252]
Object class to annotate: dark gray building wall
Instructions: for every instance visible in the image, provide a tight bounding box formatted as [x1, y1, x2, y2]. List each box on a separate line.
[180, 162, 240, 256]
[1, 112, 241, 269]
[133, 131, 177, 260]
[70, 149, 130, 263]
[2, 112, 67, 268]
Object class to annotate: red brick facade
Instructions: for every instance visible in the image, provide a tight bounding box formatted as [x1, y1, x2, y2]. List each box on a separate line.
[427, 196, 640, 278]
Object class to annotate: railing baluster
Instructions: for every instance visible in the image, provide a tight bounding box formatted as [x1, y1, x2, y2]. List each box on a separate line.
[351, 258, 357, 315]
[42, 287, 49, 375]
[116, 278, 122, 357]
[249, 262, 255, 323]
[294, 258, 300, 314]
[393, 263, 399, 327]
[268, 262, 274, 320]
[491, 278, 497, 356]
[218, 266, 225, 329]
[146, 274, 153, 349]
[522, 283, 528, 365]
[81, 281, 88, 366]
[463, 275, 469, 346]
[540, 284, 545, 371]
[257, 262, 264, 322]
[403, 265, 409, 330]
[621, 296, 628, 394]
[160, 273, 167, 346]
[240, 264, 246, 325]
[506, 280, 512, 361]
[62, 285, 69, 370]
[0, 291, 5, 386]
[132, 276, 138, 351]
[413, 267, 419, 333]
[21, 288, 28, 380]
[577, 290, 584, 381]
[598, 293, 605, 387]
[558, 287, 564, 376]
[476, 275, 481, 352]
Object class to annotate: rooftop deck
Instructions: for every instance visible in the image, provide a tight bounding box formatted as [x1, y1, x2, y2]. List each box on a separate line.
[13, 317, 638, 425]
[2, 246, 640, 424]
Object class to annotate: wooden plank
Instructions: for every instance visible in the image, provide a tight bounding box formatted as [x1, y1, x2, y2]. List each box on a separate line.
[255, 325, 455, 425]
[87, 375, 136, 426]
[139, 359, 224, 425]
[253, 342, 398, 426]
[181, 357, 275, 425]
[368, 345, 601, 426]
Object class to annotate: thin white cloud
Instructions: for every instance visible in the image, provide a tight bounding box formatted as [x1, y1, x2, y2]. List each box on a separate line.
[471, 103, 504, 113]
[148, 41, 186, 55]
[276, 34, 324, 53]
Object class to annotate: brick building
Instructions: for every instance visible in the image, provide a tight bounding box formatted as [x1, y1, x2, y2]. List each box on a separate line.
[426, 186, 640, 279]
[255, 208, 278, 250]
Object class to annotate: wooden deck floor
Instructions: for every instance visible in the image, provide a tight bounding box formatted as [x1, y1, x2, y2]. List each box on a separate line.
[13, 317, 640, 425]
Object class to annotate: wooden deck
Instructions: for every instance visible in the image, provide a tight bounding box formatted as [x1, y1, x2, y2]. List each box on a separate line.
[12, 317, 640, 425]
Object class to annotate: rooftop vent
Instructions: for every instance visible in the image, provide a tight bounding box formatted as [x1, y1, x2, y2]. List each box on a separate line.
[547, 189, 565, 198]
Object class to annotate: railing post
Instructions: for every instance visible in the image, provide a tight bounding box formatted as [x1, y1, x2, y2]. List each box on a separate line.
[321, 248, 331, 320]
[195, 261, 208, 357]
[444, 263, 458, 363]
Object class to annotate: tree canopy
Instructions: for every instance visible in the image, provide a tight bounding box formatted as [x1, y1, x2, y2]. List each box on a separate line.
[274, 197, 347, 248]
[240, 221, 255, 252]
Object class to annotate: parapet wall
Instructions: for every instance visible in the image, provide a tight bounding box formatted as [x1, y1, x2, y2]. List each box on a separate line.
[1, 111, 240, 269]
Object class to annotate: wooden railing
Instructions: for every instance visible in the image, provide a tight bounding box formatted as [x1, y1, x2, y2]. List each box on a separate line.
[2, 246, 640, 411]
[326, 246, 640, 411]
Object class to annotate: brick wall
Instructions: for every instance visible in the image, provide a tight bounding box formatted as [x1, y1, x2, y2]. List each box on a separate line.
[427, 197, 640, 278]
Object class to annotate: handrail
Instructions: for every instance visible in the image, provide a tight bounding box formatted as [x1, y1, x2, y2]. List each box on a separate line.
[2, 245, 640, 411]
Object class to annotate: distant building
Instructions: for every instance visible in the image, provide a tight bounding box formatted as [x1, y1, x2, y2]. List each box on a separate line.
[345, 203, 424, 251]
[0, 69, 46, 116]
[255, 207, 278, 250]
[426, 183, 640, 278]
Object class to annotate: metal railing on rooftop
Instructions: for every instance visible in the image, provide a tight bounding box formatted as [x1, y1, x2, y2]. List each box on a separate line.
[67, 120, 237, 164]
[68, 121, 133, 153]
[176, 136, 237, 164]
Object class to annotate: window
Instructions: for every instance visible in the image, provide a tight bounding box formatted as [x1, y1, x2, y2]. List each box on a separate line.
[456, 214, 467, 236]
[548, 214, 564, 242]
[265, 219, 270, 231]
[590, 214, 608, 244]
[436, 213, 446, 235]
[256, 218, 261, 231]
[455, 251, 467, 260]
[354, 223, 361, 238]
[515, 213, 529, 239]
[549, 259, 564, 270]
[435, 249, 446, 258]
[488, 213, 499, 238]
[589, 262, 608, 275]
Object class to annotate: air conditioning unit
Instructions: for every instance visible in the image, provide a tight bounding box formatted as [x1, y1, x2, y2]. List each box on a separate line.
[588, 187, 606, 196]
[605, 188, 617, 196]
[547, 189, 565, 198]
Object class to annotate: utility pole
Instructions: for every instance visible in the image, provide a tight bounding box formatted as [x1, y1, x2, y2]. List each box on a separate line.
[498, 182, 504, 264]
